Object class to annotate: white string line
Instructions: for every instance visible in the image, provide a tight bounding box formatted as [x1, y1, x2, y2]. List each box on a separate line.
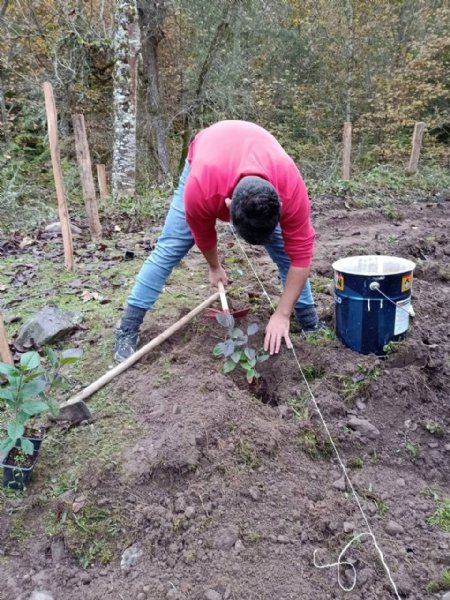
[372, 285, 413, 315]
[228, 226, 402, 599]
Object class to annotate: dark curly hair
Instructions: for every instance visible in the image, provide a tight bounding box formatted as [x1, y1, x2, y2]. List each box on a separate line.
[230, 176, 281, 245]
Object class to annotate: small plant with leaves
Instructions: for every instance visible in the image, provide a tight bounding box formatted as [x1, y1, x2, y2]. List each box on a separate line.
[0, 348, 82, 456]
[212, 314, 269, 384]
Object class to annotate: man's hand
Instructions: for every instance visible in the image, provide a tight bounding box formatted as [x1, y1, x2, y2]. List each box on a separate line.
[209, 265, 228, 287]
[264, 311, 293, 355]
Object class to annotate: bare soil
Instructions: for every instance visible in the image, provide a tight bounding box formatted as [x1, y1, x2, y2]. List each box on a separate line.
[1, 195, 449, 600]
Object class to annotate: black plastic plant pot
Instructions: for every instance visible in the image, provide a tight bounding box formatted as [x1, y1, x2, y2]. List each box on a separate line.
[1, 448, 37, 490]
[16, 426, 46, 456]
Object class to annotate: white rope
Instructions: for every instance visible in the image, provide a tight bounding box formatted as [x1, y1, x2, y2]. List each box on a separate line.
[229, 225, 402, 599]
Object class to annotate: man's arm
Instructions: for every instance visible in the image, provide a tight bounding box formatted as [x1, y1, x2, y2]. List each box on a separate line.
[264, 265, 309, 355]
[202, 246, 228, 286]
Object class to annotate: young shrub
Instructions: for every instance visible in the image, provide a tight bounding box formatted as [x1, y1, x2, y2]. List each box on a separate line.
[212, 314, 269, 384]
[0, 348, 82, 455]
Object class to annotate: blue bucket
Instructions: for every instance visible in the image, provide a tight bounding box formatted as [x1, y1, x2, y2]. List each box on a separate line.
[332, 255, 416, 355]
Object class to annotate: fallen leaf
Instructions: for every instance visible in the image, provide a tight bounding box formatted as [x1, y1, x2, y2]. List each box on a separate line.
[80, 289, 102, 302]
[72, 494, 87, 513]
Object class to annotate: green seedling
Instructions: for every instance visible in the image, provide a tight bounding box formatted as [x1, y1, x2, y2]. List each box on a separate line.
[0, 348, 82, 455]
[424, 420, 447, 437]
[305, 326, 336, 347]
[341, 365, 380, 401]
[349, 456, 364, 469]
[301, 365, 326, 381]
[295, 427, 332, 460]
[382, 340, 402, 355]
[427, 496, 450, 532]
[383, 203, 402, 221]
[426, 569, 450, 593]
[405, 442, 419, 462]
[213, 314, 269, 384]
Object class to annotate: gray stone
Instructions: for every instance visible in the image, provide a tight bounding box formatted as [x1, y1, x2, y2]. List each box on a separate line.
[16, 306, 83, 346]
[185, 506, 196, 519]
[343, 521, 355, 533]
[205, 591, 222, 600]
[120, 544, 143, 571]
[234, 539, 244, 553]
[166, 590, 181, 600]
[137, 594, 147, 600]
[355, 400, 366, 411]
[45, 222, 82, 235]
[332, 476, 346, 491]
[385, 520, 405, 536]
[441, 593, 450, 600]
[247, 486, 261, 501]
[214, 526, 239, 550]
[347, 415, 380, 439]
[50, 538, 66, 564]
[29, 593, 54, 600]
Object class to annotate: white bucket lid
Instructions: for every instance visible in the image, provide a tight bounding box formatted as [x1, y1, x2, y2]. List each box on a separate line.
[332, 255, 416, 276]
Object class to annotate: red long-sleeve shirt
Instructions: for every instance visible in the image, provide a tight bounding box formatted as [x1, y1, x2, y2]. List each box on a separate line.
[184, 120, 315, 268]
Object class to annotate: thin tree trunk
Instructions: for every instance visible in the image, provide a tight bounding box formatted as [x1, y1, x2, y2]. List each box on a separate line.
[143, 34, 170, 178]
[112, 0, 139, 201]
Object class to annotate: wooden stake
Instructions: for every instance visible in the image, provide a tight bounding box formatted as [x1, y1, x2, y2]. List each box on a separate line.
[72, 114, 103, 240]
[407, 122, 425, 173]
[0, 314, 14, 365]
[96, 164, 109, 204]
[42, 82, 74, 271]
[342, 121, 352, 180]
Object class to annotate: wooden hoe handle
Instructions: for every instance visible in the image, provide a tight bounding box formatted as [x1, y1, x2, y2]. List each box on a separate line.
[60, 291, 221, 408]
[217, 281, 229, 312]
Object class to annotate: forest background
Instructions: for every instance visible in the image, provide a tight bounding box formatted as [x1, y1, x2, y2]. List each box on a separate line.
[0, 0, 449, 231]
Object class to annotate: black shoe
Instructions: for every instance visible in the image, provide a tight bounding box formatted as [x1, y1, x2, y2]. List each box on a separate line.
[114, 328, 139, 363]
[295, 305, 322, 333]
[301, 320, 326, 335]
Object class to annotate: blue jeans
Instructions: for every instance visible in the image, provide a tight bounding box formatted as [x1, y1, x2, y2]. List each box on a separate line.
[128, 162, 314, 310]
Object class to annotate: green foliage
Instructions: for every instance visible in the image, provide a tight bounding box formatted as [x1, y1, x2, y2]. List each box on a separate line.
[213, 316, 269, 384]
[424, 420, 447, 438]
[295, 427, 332, 460]
[426, 569, 450, 593]
[0, 348, 82, 455]
[382, 340, 402, 355]
[340, 365, 380, 401]
[404, 441, 420, 462]
[237, 440, 259, 469]
[427, 497, 450, 532]
[305, 326, 337, 347]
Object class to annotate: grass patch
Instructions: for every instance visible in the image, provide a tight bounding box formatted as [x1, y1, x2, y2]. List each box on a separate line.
[310, 276, 333, 295]
[288, 393, 310, 421]
[348, 456, 364, 469]
[426, 569, 450, 593]
[237, 440, 259, 470]
[427, 497, 450, 532]
[424, 420, 447, 438]
[305, 326, 337, 347]
[46, 501, 128, 568]
[295, 427, 332, 460]
[340, 365, 380, 402]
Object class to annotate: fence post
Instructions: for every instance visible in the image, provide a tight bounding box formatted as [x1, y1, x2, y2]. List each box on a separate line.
[407, 122, 425, 173]
[42, 81, 74, 271]
[0, 315, 14, 365]
[72, 114, 102, 240]
[342, 121, 352, 180]
[96, 164, 109, 205]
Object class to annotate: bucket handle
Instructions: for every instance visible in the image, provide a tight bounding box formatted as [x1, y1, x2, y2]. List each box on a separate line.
[369, 282, 415, 317]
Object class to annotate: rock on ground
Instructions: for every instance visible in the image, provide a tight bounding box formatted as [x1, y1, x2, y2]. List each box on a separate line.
[16, 305, 83, 346]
